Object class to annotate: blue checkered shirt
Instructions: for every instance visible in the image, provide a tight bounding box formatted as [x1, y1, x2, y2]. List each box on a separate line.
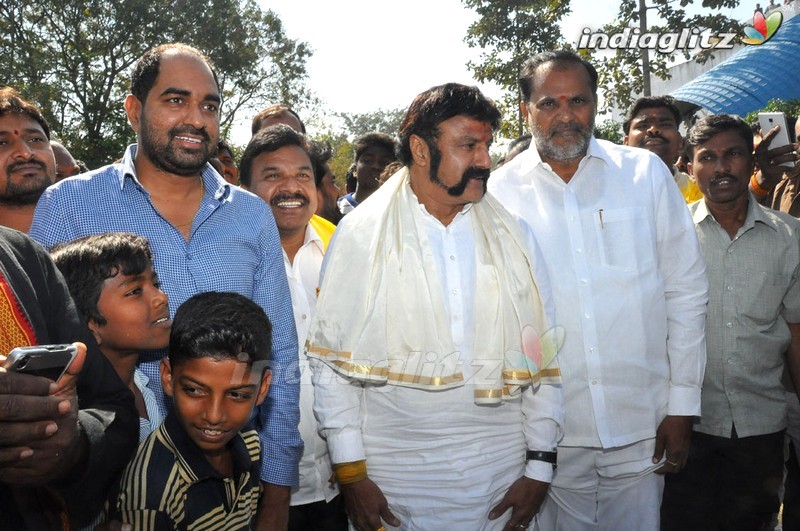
[30, 144, 301, 486]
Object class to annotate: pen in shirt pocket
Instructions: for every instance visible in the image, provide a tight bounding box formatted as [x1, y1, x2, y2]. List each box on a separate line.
[599, 209, 604, 229]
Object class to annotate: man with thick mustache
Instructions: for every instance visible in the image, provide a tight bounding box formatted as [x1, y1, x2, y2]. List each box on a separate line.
[307, 83, 564, 530]
[623, 95, 702, 203]
[29, 43, 301, 530]
[0, 87, 57, 232]
[661, 114, 800, 530]
[490, 50, 708, 529]
[239, 125, 344, 530]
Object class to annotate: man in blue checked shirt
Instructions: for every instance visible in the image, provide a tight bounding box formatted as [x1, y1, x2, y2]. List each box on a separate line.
[29, 42, 301, 530]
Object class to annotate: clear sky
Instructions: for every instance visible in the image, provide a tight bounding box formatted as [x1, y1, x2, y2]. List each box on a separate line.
[234, 0, 753, 140]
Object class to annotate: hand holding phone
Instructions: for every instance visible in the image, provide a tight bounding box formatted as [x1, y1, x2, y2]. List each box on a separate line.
[758, 112, 794, 168]
[0, 342, 86, 485]
[3, 344, 78, 383]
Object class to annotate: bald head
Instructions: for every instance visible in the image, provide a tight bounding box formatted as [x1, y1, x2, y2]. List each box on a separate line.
[50, 141, 80, 181]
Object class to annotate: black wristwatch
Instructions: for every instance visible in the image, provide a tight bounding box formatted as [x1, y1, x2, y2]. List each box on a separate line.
[526, 450, 557, 468]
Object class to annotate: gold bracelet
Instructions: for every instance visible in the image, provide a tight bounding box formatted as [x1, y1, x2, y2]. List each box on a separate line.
[751, 174, 770, 197]
[333, 460, 367, 485]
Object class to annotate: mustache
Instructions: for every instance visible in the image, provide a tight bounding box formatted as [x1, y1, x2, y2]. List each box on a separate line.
[270, 192, 308, 205]
[550, 123, 586, 137]
[445, 166, 490, 197]
[6, 158, 46, 174]
[711, 173, 738, 182]
[464, 167, 490, 180]
[642, 132, 667, 143]
[170, 126, 210, 142]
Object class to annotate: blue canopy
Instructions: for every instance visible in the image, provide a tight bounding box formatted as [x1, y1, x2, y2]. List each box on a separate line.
[671, 13, 800, 116]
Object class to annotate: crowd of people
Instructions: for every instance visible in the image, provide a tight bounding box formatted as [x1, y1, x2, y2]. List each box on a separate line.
[0, 41, 799, 531]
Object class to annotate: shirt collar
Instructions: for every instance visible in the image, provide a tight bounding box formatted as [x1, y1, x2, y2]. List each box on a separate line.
[120, 144, 231, 202]
[406, 179, 474, 227]
[521, 136, 610, 172]
[162, 409, 253, 482]
[692, 192, 777, 234]
[304, 223, 324, 254]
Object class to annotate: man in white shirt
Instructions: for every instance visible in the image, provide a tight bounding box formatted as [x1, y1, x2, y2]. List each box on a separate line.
[489, 50, 708, 530]
[308, 83, 564, 531]
[239, 124, 344, 530]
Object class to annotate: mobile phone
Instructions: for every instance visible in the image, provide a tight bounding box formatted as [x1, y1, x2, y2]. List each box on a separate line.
[3, 344, 77, 382]
[758, 112, 793, 167]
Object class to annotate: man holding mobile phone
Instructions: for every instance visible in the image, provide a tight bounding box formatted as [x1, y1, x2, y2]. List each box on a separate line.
[0, 226, 138, 530]
[750, 113, 800, 214]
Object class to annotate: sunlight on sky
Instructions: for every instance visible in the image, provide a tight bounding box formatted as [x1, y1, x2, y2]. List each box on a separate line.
[230, 0, 754, 142]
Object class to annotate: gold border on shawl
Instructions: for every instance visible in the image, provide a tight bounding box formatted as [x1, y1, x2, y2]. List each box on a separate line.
[307, 344, 352, 360]
[387, 371, 464, 387]
[474, 388, 504, 400]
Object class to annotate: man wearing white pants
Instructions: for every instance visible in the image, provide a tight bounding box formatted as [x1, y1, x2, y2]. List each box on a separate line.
[490, 50, 708, 530]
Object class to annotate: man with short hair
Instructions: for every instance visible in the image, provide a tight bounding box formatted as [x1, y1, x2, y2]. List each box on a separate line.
[661, 114, 800, 530]
[240, 124, 345, 530]
[490, 50, 708, 529]
[29, 42, 301, 530]
[308, 142, 343, 225]
[50, 141, 81, 182]
[309, 83, 563, 530]
[214, 140, 239, 185]
[336, 132, 397, 215]
[623, 95, 702, 202]
[252, 103, 306, 135]
[0, 87, 56, 232]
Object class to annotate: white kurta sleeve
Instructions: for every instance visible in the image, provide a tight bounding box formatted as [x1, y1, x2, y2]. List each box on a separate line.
[521, 219, 565, 482]
[653, 164, 708, 416]
[310, 357, 366, 464]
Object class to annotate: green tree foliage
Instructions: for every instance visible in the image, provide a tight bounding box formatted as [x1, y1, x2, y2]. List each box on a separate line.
[744, 99, 800, 128]
[0, 0, 311, 168]
[312, 108, 406, 190]
[337, 108, 406, 139]
[594, 118, 623, 144]
[310, 130, 354, 191]
[587, 0, 741, 115]
[462, 0, 571, 138]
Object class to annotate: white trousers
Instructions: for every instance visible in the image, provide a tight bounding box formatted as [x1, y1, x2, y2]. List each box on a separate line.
[535, 439, 664, 531]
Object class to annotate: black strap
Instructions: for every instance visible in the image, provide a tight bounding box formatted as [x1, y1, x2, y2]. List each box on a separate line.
[526, 450, 557, 465]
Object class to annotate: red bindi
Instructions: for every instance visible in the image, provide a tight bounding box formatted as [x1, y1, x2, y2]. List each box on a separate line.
[558, 95, 567, 101]
[13, 130, 18, 135]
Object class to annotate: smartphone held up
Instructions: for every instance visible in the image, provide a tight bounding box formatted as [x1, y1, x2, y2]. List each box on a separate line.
[3, 344, 78, 383]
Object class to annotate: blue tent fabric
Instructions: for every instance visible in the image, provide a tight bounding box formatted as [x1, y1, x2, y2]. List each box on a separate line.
[671, 14, 800, 116]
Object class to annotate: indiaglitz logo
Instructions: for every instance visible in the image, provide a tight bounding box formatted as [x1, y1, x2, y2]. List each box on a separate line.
[743, 11, 783, 45]
[578, 27, 737, 54]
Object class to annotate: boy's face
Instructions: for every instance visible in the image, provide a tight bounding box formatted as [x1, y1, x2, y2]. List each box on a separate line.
[160, 355, 270, 458]
[88, 264, 171, 357]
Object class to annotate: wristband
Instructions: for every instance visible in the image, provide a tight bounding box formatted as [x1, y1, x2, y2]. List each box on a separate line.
[526, 450, 557, 466]
[333, 460, 367, 485]
[751, 174, 770, 197]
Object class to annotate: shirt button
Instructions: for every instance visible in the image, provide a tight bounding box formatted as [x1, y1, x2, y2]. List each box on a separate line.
[728, 248, 734, 254]
[591, 380, 599, 385]
[570, 216, 576, 221]
[452, 289, 458, 295]
[584, 313, 591, 319]
[450, 255, 455, 261]
[576, 248, 583, 254]
[580, 279, 588, 285]
[726, 322, 733, 328]
[589, 347, 595, 352]
[301, 314, 307, 320]
[726, 286, 733, 291]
